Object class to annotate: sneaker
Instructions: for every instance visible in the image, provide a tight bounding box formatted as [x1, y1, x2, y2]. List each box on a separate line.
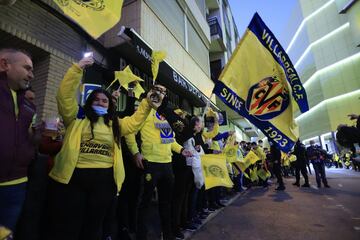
[275, 186, 285, 191]
[193, 217, 202, 225]
[174, 231, 185, 240]
[209, 203, 221, 210]
[207, 207, 216, 212]
[199, 213, 208, 220]
[202, 208, 211, 214]
[301, 183, 310, 187]
[324, 184, 330, 188]
[292, 182, 300, 187]
[184, 223, 197, 232]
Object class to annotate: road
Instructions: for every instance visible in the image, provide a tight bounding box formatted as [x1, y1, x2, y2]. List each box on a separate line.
[190, 167, 360, 240]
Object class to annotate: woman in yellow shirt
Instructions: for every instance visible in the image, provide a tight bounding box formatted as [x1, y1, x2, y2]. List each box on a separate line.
[43, 56, 160, 240]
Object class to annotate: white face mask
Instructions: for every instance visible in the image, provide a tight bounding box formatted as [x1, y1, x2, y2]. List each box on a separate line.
[92, 105, 108, 116]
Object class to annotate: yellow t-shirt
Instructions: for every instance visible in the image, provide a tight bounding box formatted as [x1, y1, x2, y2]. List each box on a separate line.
[0, 90, 28, 186]
[77, 117, 114, 168]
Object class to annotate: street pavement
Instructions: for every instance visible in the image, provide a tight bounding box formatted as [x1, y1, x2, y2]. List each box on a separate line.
[190, 167, 360, 240]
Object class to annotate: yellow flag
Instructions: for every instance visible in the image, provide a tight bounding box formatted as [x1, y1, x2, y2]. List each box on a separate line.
[201, 154, 234, 190]
[132, 84, 145, 99]
[257, 168, 271, 181]
[107, 66, 145, 99]
[250, 168, 259, 182]
[232, 150, 259, 172]
[224, 144, 239, 163]
[0, 225, 12, 240]
[151, 50, 167, 82]
[289, 154, 297, 162]
[54, 0, 124, 39]
[243, 171, 250, 179]
[246, 150, 261, 165]
[223, 132, 239, 163]
[213, 13, 309, 153]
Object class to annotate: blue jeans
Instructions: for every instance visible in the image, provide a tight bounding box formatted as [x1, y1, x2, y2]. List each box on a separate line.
[0, 182, 27, 231]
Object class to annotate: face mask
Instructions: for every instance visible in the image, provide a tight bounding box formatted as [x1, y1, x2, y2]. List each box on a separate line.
[92, 105, 108, 116]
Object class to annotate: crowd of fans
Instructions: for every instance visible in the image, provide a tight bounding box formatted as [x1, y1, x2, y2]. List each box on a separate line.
[1, 48, 359, 240]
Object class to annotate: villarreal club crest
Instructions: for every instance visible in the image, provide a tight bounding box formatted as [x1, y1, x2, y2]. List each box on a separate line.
[246, 76, 289, 121]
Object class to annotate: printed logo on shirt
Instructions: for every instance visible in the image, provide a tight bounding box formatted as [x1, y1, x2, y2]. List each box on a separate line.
[155, 111, 166, 121]
[160, 128, 174, 144]
[172, 120, 185, 132]
[80, 141, 111, 156]
[145, 173, 152, 182]
[154, 112, 171, 129]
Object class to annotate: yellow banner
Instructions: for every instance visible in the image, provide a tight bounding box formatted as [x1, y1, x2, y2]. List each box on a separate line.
[201, 154, 233, 190]
[54, 0, 124, 39]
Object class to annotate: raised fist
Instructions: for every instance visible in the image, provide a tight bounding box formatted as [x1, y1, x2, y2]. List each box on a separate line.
[78, 56, 94, 69]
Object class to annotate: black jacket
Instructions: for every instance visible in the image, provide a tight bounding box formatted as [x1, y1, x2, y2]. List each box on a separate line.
[294, 142, 308, 165]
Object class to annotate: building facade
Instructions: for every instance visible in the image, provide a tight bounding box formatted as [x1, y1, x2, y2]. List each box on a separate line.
[284, 0, 360, 152]
[206, 0, 253, 141]
[0, 0, 211, 119]
[0, 0, 251, 140]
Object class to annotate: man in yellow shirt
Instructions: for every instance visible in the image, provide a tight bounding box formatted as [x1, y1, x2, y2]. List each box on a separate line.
[125, 85, 191, 240]
[0, 48, 36, 234]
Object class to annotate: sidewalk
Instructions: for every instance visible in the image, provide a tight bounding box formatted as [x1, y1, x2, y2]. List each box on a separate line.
[183, 190, 246, 240]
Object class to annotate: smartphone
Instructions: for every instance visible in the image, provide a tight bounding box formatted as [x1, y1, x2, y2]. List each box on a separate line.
[83, 52, 93, 58]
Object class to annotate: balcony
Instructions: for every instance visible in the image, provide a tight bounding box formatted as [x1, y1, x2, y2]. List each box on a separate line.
[208, 17, 226, 52]
[206, 0, 220, 10]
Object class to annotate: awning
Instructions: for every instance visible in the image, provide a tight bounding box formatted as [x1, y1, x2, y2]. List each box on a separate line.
[108, 28, 213, 108]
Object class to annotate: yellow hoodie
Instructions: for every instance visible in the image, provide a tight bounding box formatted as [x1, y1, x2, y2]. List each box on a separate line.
[125, 109, 183, 163]
[49, 64, 151, 192]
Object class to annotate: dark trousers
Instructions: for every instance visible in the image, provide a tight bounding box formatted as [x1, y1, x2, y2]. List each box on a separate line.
[116, 155, 143, 238]
[188, 182, 200, 221]
[0, 182, 27, 232]
[16, 154, 49, 240]
[136, 162, 174, 240]
[43, 168, 117, 240]
[313, 163, 328, 187]
[273, 163, 284, 187]
[307, 163, 312, 174]
[182, 166, 195, 225]
[295, 163, 309, 184]
[171, 157, 191, 233]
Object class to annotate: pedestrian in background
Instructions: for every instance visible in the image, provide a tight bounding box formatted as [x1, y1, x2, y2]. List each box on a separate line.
[306, 140, 330, 188]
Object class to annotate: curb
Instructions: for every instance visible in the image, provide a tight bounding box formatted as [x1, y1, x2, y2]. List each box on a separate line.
[183, 190, 248, 239]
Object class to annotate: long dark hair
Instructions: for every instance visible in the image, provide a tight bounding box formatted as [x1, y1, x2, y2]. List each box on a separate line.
[83, 89, 121, 148]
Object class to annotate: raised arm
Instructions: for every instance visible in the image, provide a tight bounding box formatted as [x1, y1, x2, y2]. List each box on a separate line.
[56, 56, 94, 127]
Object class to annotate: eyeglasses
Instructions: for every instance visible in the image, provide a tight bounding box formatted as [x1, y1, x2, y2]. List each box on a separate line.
[151, 86, 167, 95]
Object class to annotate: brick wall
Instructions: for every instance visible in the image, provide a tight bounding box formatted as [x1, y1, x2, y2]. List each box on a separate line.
[0, 0, 98, 118]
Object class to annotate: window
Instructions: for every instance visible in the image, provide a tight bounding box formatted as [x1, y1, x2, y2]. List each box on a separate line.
[187, 19, 210, 75]
[145, 0, 186, 47]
